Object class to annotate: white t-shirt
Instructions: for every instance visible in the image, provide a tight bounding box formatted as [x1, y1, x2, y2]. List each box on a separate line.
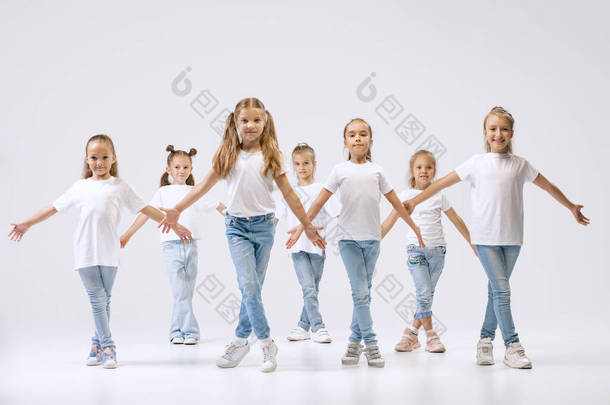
[53, 177, 147, 269]
[399, 189, 451, 246]
[149, 185, 217, 243]
[276, 182, 342, 255]
[225, 150, 286, 217]
[455, 153, 539, 245]
[324, 161, 393, 241]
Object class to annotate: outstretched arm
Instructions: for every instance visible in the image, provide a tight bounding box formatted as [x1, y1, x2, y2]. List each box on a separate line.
[285, 187, 333, 249]
[385, 190, 425, 247]
[533, 173, 590, 226]
[406, 171, 461, 213]
[8, 205, 58, 242]
[381, 209, 400, 239]
[159, 168, 221, 232]
[120, 213, 149, 248]
[141, 205, 193, 242]
[443, 208, 477, 256]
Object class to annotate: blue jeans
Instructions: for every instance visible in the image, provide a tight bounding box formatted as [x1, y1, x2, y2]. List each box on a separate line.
[78, 266, 118, 350]
[475, 245, 521, 346]
[162, 240, 200, 340]
[225, 213, 275, 340]
[406, 244, 446, 320]
[339, 240, 380, 346]
[291, 251, 326, 332]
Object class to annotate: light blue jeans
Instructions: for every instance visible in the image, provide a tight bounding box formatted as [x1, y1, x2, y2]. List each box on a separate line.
[406, 244, 446, 320]
[475, 245, 521, 346]
[339, 240, 380, 346]
[162, 240, 200, 340]
[291, 250, 326, 332]
[78, 265, 118, 350]
[225, 213, 275, 340]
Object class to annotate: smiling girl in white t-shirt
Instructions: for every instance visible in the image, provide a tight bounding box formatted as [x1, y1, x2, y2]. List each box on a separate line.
[9, 135, 193, 369]
[405, 107, 590, 369]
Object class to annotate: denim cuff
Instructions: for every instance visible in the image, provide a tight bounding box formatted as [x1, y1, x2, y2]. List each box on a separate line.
[414, 311, 432, 320]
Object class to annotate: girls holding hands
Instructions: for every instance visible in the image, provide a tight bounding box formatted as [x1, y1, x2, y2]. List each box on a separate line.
[8, 135, 192, 369]
[405, 107, 589, 368]
[158, 98, 326, 373]
[382, 150, 473, 354]
[286, 118, 424, 368]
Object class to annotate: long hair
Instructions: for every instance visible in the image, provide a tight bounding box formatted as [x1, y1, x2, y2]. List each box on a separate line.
[408, 149, 436, 188]
[343, 118, 373, 162]
[484, 106, 514, 154]
[212, 97, 283, 179]
[292, 142, 317, 180]
[160, 145, 197, 186]
[82, 134, 118, 178]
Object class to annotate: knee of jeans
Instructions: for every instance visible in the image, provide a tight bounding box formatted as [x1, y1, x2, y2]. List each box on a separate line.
[493, 288, 511, 300]
[302, 285, 318, 299]
[351, 288, 370, 305]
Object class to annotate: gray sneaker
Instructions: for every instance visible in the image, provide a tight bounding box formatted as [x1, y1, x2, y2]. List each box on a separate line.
[364, 344, 385, 368]
[503, 342, 532, 369]
[476, 337, 494, 366]
[216, 340, 250, 368]
[341, 341, 363, 366]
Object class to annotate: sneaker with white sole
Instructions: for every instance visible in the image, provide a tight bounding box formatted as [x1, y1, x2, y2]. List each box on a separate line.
[102, 348, 117, 369]
[476, 337, 495, 366]
[216, 340, 250, 368]
[311, 328, 332, 343]
[86, 346, 103, 366]
[170, 336, 184, 344]
[287, 326, 310, 341]
[341, 341, 363, 366]
[364, 344, 385, 368]
[425, 332, 446, 353]
[184, 337, 198, 345]
[394, 331, 420, 352]
[503, 342, 532, 369]
[261, 340, 279, 373]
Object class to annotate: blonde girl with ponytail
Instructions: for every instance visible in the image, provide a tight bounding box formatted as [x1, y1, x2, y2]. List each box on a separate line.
[121, 145, 220, 345]
[158, 97, 326, 373]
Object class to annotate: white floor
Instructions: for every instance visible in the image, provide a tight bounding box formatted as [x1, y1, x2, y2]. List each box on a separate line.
[4, 331, 610, 405]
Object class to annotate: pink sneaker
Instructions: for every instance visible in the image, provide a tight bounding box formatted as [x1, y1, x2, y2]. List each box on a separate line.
[425, 332, 446, 353]
[394, 331, 420, 352]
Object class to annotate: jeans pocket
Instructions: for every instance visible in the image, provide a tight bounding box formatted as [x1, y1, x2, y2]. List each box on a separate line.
[408, 254, 427, 266]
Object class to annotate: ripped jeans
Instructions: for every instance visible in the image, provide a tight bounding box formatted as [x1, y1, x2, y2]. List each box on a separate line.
[406, 244, 446, 320]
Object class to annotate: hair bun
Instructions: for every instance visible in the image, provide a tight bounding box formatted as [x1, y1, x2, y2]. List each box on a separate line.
[166, 145, 175, 153]
[188, 148, 197, 157]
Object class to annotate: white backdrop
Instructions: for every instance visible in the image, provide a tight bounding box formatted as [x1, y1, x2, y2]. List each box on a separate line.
[1, 0, 608, 352]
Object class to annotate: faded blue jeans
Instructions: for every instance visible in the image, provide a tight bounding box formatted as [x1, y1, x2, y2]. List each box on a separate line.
[225, 213, 275, 340]
[339, 240, 380, 346]
[291, 250, 326, 332]
[78, 265, 118, 350]
[406, 244, 446, 320]
[475, 245, 521, 346]
[162, 240, 200, 340]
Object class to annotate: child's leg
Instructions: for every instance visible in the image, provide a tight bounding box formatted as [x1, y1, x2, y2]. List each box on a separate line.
[481, 281, 497, 339]
[423, 246, 447, 333]
[407, 245, 434, 325]
[475, 245, 521, 346]
[291, 252, 314, 331]
[361, 241, 380, 346]
[308, 251, 326, 332]
[78, 266, 117, 350]
[182, 241, 200, 339]
[163, 241, 188, 340]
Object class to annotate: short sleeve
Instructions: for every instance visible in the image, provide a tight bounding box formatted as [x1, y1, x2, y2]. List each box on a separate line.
[194, 198, 219, 212]
[149, 188, 162, 207]
[52, 181, 81, 212]
[274, 154, 289, 178]
[440, 193, 452, 211]
[323, 166, 340, 194]
[377, 166, 393, 195]
[323, 193, 342, 218]
[455, 155, 477, 183]
[521, 158, 539, 183]
[119, 180, 147, 214]
[398, 189, 410, 202]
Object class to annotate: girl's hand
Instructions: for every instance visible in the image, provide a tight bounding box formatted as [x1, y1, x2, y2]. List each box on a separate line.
[304, 224, 326, 249]
[404, 199, 415, 215]
[8, 222, 29, 242]
[414, 225, 426, 248]
[570, 204, 590, 226]
[158, 207, 180, 233]
[470, 243, 478, 257]
[286, 224, 304, 249]
[172, 224, 193, 243]
[120, 233, 130, 248]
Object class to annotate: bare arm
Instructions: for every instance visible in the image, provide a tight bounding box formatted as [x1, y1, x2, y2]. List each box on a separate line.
[120, 213, 149, 248]
[384, 190, 425, 247]
[406, 171, 461, 213]
[159, 168, 221, 232]
[532, 173, 589, 226]
[216, 202, 227, 216]
[381, 209, 400, 239]
[285, 187, 333, 249]
[8, 205, 58, 242]
[443, 208, 477, 256]
[141, 205, 193, 242]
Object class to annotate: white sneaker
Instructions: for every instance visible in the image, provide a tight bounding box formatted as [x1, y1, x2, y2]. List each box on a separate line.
[311, 328, 332, 343]
[216, 340, 250, 368]
[287, 326, 310, 341]
[171, 337, 184, 344]
[477, 337, 495, 365]
[86, 347, 103, 366]
[184, 337, 198, 345]
[102, 348, 117, 369]
[261, 340, 278, 373]
[504, 342, 532, 369]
